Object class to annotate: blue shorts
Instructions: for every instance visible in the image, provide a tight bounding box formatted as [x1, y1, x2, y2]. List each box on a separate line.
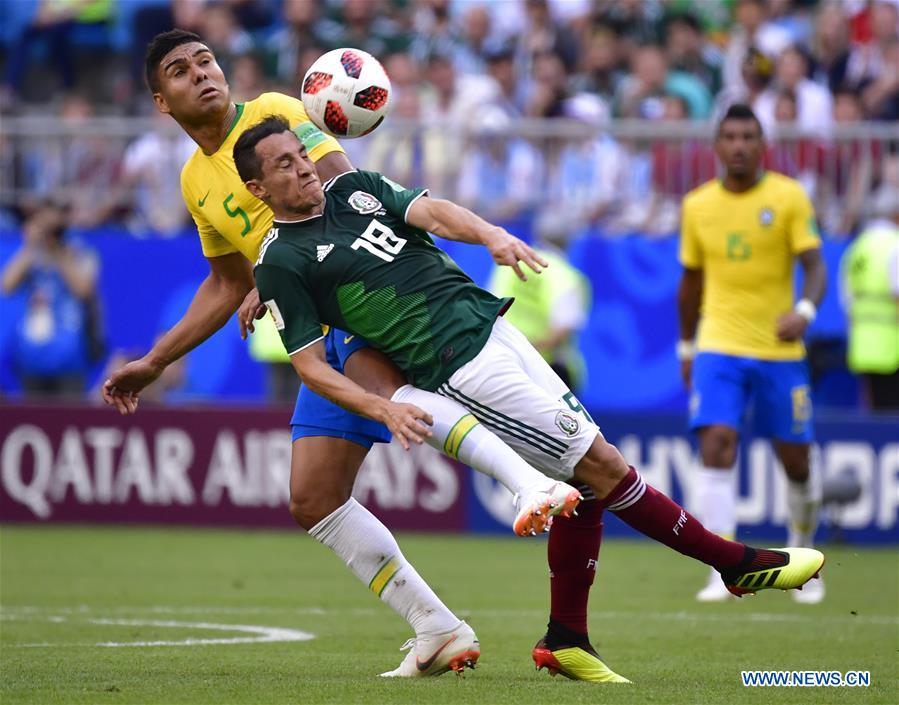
[290, 328, 392, 448]
[689, 352, 814, 443]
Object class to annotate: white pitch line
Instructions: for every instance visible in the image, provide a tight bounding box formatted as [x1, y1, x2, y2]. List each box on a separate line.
[4, 616, 314, 649]
[2, 605, 896, 626]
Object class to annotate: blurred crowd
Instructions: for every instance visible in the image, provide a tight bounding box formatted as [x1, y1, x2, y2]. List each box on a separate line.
[1, 0, 897, 238]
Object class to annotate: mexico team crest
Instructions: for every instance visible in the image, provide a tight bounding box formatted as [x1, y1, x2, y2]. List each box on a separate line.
[759, 207, 774, 226]
[348, 191, 382, 214]
[555, 411, 579, 436]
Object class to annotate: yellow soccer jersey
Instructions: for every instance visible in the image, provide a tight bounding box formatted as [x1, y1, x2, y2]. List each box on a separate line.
[679, 172, 821, 360]
[180, 92, 344, 262]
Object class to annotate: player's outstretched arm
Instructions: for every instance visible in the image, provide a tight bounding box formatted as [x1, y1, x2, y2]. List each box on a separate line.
[291, 341, 433, 450]
[406, 197, 547, 281]
[102, 252, 254, 415]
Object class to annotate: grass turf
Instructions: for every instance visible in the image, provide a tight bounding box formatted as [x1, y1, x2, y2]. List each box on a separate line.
[0, 524, 896, 704]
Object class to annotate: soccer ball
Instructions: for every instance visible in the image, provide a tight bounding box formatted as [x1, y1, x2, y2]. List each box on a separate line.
[301, 48, 391, 138]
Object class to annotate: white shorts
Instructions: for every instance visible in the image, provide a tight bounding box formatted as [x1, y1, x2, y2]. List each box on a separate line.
[438, 317, 599, 481]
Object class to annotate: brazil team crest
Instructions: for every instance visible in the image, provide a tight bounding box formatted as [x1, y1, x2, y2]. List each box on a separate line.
[348, 191, 382, 214]
[555, 411, 579, 437]
[759, 207, 774, 226]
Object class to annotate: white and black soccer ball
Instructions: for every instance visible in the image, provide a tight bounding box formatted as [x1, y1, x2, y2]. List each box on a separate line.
[301, 48, 391, 139]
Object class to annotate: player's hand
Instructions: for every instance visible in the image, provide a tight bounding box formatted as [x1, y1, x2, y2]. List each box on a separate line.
[238, 287, 267, 339]
[483, 228, 548, 281]
[101, 357, 164, 415]
[680, 359, 693, 390]
[776, 311, 809, 342]
[376, 400, 433, 451]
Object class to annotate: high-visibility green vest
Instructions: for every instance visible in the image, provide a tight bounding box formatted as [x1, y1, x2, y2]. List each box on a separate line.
[488, 249, 591, 387]
[842, 224, 899, 374]
[249, 313, 291, 363]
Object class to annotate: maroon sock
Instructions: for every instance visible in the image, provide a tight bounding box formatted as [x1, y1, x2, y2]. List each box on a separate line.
[600, 467, 746, 569]
[547, 497, 603, 636]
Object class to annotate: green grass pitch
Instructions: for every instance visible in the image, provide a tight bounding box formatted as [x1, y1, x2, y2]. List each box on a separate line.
[1, 524, 896, 704]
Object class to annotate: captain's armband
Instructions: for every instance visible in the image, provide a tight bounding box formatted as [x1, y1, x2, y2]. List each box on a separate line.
[292, 121, 331, 154]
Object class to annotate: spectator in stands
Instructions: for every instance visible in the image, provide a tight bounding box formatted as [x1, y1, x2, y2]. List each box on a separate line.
[198, 2, 255, 76]
[723, 0, 792, 93]
[418, 52, 497, 194]
[569, 23, 624, 114]
[456, 107, 542, 225]
[845, 0, 899, 91]
[332, 0, 408, 57]
[19, 93, 121, 227]
[409, 0, 460, 65]
[1, 202, 101, 398]
[3, 0, 114, 101]
[547, 130, 630, 236]
[452, 4, 493, 75]
[527, 51, 572, 118]
[616, 43, 712, 120]
[642, 94, 716, 235]
[664, 12, 723, 97]
[112, 110, 196, 237]
[229, 51, 271, 103]
[817, 90, 880, 236]
[755, 44, 833, 136]
[268, 0, 341, 86]
[812, 1, 851, 93]
[516, 0, 580, 73]
[714, 46, 775, 121]
[765, 90, 822, 200]
[484, 42, 527, 117]
[859, 36, 899, 121]
[590, 0, 663, 55]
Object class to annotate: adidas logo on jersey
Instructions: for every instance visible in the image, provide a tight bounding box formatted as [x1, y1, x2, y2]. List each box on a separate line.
[316, 244, 334, 262]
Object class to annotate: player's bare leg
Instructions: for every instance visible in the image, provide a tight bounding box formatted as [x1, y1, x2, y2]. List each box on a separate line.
[693, 424, 740, 602]
[290, 436, 478, 675]
[774, 440, 823, 603]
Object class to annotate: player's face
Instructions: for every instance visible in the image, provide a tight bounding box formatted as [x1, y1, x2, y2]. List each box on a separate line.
[715, 118, 764, 178]
[153, 42, 230, 122]
[251, 132, 324, 215]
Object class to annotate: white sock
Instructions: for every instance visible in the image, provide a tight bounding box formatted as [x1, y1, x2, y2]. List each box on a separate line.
[694, 465, 737, 540]
[308, 498, 459, 636]
[391, 384, 548, 496]
[786, 460, 821, 548]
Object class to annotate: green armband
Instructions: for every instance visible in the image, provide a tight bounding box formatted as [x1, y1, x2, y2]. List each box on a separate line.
[292, 121, 331, 153]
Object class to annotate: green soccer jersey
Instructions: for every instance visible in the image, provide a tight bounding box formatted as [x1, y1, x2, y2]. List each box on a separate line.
[253, 170, 510, 391]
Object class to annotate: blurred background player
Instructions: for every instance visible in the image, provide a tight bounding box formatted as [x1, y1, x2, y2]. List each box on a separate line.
[678, 104, 827, 604]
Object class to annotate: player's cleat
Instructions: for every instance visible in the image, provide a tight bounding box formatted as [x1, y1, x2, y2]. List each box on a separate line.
[792, 575, 825, 604]
[532, 638, 631, 683]
[696, 568, 737, 602]
[721, 547, 825, 597]
[512, 480, 582, 537]
[379, 620, 480, 677]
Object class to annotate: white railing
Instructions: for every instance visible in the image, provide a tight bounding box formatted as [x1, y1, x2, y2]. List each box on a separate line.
[2, 118, 896, 237]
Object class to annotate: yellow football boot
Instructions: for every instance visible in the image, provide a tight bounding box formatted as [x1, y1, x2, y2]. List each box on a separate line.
[722, 548, 825, 597]
[533, 639, 631, 683]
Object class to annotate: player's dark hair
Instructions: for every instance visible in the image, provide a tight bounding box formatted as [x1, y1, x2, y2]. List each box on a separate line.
[717, 103, 764, 137]
[233, 114, 294, 182]
[145, 29, 204, 92]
